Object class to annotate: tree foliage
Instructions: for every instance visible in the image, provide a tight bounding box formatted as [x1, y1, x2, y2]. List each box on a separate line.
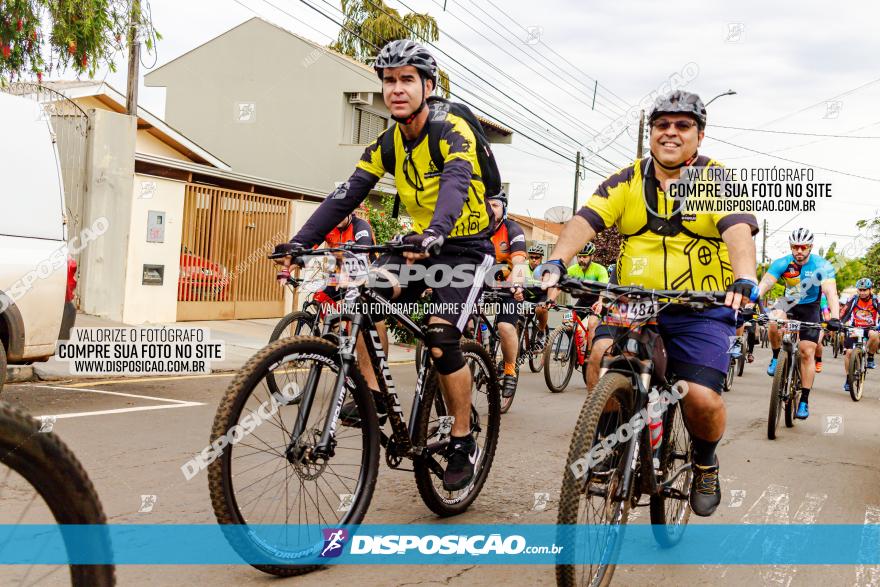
[331, 0, 449, 96]
[0, 0, 159, 81]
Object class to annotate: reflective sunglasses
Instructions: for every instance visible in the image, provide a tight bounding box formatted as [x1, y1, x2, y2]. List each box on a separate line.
[652, 119, 698, 132]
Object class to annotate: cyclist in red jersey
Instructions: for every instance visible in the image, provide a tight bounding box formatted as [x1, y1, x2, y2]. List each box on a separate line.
[841, 278, 880, 391]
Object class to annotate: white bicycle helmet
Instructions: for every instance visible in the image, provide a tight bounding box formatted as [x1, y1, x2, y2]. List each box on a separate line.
[789, 228, 814, 246]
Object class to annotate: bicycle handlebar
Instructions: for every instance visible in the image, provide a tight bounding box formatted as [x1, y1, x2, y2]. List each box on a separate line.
[555, 276, 727, 305]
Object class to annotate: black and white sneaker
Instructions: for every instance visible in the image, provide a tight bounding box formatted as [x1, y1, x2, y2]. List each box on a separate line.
[501, 374, 518, 398]
[690, 456, 721, 517]
[443, 434, 480, 491]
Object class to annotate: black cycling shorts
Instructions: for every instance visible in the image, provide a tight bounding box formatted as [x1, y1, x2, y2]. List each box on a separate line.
[370, 241, 495, 332]
[786, 303, 821, 343]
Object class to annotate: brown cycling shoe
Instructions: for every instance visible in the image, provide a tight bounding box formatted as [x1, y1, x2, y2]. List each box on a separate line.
[690, 457, 721, 517]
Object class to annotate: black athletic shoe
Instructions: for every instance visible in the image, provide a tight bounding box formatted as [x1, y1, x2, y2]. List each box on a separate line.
[443, 434, 480, 491]
[502, 374, 517, 398]
[339, 391, 387, 427]
[690, 457, 721, 517]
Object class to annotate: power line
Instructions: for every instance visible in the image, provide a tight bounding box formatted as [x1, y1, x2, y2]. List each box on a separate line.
[713, 124, 880, 139]
[385, 0, 632, 169]
[447, 0, 627, 119]
[480, 0, 632, 112]
[706, 135, 880, 183]
[295, 0, 612, 177]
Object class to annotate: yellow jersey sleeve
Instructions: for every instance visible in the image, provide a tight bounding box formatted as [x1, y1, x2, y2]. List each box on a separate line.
[581, 164, 637, 230]
[355, 133, 386, 179]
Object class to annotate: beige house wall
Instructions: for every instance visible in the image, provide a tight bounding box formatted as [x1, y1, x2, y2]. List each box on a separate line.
[122, 176, 186, 324]
[146, 18, 389, 196]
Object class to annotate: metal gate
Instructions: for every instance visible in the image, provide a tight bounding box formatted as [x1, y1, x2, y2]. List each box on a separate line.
[178, 184, 292, 321]
[3, 82, 90, 307]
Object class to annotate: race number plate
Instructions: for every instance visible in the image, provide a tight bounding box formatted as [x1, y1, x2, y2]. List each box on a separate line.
[625, 298, 658, 321]
[783, 320, 801, 334]
[563, 311, 573, 321]
[851, 328, 865, 338]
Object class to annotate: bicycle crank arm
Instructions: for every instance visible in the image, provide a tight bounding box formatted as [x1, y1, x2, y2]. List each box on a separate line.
[659, 462, 693, 489]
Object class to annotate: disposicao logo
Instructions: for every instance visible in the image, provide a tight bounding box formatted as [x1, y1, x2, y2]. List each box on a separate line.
[320, 528, 349, 558]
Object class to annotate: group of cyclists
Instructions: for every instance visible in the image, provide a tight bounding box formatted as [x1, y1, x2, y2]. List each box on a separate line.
[272, 39, 876, 519]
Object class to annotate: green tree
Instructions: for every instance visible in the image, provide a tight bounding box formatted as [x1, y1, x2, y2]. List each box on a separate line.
[856, 218, 880, 282]
[0, 0, 159, 81]
[331, 0, 449, 96]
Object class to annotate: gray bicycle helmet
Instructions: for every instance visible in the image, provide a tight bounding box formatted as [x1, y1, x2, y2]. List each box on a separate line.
[373, 39, 438, 86]
[528, 244, 544, 256]
[649, 90, 707, 130]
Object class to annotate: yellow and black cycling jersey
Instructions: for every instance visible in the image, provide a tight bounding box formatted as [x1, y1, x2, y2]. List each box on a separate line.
[294, 105, 492, 247]
[576, 155, 758, 291]
[358, 109, 491, 239]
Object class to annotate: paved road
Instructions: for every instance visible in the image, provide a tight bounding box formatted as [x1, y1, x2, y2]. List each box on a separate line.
[2, 344, 879, 586]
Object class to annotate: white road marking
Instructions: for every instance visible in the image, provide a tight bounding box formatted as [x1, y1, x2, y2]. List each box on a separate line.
[855, 505, 880, 586]
[32, 384, 205, 420]
[729, 489, 746, 508]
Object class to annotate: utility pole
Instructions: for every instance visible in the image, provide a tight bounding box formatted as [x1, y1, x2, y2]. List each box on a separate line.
[761, 218, 768, 265]
[636, 110, 645, 158]
[572, 150, 581, 214]
[125, 0, 141, 115]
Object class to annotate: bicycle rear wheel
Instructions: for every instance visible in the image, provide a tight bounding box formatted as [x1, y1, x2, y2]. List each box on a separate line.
[723, 358, 735, 392]
[527, 321, 544, 373]
[544, 325, 575, 393]
[556, 372, 633, 587]
[414, 341, 501, 516]
[768, 350, 788, 439]
[736, 352, 746, 377]
[209, 337, 380, 576]
[649, 401, 692, 547]
[848, 348, 864, 401]
[0, 402, 115, 586]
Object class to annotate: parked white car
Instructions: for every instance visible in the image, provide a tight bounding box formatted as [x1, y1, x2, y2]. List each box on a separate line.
[0, 92, 77, 390]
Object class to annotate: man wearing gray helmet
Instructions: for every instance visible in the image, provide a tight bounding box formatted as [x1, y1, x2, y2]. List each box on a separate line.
[538, 90, 760, 517]
[275, 40, 496, 492]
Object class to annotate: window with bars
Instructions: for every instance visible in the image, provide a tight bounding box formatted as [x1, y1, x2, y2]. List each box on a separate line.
[352, 107, 388, 145]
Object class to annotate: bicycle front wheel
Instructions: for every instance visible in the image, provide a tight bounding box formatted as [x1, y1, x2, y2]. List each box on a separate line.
[528, 322, 544, 373]
[544, 325, 575, 393]
[848, 348, 864, 402]
[209, 337, 380, 577]
[413, 341, 501, 516]
[785, 353, 801, 428]
[556, 372, 633, 587]
[768, 350, 788, 439]
[0, 402, 115, 586]
[267, 311, 321, 398]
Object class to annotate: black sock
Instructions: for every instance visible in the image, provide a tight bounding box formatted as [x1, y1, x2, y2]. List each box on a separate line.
[772, 348, 780, 359]
[451, 433, 474, 446]
[800, 388, 810, 403]
[870, 354, 875, 360]
[691, 436, 719, 467]
[816, 357, 822, 364]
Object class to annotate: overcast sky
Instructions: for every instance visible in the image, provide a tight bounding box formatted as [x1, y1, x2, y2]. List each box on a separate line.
[94, 0, 880, 260]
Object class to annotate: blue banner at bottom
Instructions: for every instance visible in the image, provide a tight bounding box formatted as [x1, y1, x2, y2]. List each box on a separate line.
[1, 524, 880, 565]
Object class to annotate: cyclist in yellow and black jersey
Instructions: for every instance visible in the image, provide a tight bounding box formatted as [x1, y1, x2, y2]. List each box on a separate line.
[277, 40, 495, 493]
[538, 90, 759, 518]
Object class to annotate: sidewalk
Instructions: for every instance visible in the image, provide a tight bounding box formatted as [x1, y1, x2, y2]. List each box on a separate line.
[6, 312, 417, 383]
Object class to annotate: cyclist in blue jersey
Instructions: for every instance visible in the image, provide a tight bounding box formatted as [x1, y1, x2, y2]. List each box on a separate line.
[757, 228, 841, 419]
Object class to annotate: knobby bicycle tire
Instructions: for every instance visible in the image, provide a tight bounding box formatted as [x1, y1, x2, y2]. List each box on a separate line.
[209, 337, 379, 577]
[848, 348, 864, 402]
[649, 401, 692, 547]
[784, 352, 801, 428]
[413, 341, 501, 516]
[0, 401, 115, 586]
[556, 372, 633, 587]
[768, 350, 788, 439]
[544, 325, 575, 393]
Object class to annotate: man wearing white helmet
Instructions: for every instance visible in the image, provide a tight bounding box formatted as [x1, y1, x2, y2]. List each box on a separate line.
[757, 228, 841, 420]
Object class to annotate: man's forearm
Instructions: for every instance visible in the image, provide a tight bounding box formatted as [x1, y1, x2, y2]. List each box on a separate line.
[549, 216, 596, 264]
[722, 223, 758, 281]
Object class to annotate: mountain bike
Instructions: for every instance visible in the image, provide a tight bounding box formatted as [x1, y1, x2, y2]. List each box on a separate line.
[554, 277, 726, 587]
[844, 326, 871, 402]
[832, 328, 844, 359]
[463, 287, 544, 413]
[0, 401, 115, 586]
[209, 242, 500, 577]
[766, 318, 824, 439]
[543, 304, 593, 392]
[723, 331, 743, 392]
